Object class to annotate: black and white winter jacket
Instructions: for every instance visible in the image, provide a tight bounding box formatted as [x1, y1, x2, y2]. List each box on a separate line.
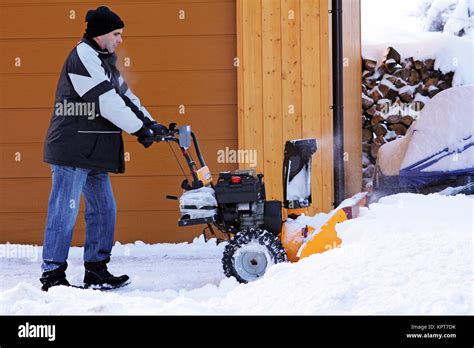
[44, 35, 154, 173]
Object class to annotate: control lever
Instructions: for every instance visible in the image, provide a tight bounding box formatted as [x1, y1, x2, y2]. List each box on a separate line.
[168, 122, 177, 133]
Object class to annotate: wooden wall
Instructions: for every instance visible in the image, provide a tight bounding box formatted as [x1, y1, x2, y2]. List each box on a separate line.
[342, 0, 362, 197]
[0, 0, 237, 245]
[0, 0, 362, 245]
[237, 0, 334, 214]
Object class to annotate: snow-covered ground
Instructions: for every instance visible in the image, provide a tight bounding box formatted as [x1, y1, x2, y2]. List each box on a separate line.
[0, 193, 472, 315]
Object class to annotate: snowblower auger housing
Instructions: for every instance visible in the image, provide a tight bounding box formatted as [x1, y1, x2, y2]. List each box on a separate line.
[159, 124, 358, 283]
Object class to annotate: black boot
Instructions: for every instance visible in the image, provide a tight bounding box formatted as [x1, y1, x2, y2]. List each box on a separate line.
[83, 258, 130, 290]
[40, 262, 70, 291]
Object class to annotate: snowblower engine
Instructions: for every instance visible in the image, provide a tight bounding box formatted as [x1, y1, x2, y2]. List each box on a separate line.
[214, 170, 282, 236]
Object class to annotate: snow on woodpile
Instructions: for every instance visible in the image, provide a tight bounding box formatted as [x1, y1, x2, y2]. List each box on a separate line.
[361, 0, 474, 191]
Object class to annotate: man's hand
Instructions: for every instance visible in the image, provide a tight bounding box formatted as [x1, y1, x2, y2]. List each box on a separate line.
[132, 122, 168, 148]
[148, 122, 168, 138]
[132, 126, 155, 148]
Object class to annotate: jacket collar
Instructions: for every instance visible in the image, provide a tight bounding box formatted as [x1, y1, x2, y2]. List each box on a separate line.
[81, 34, 113, 57]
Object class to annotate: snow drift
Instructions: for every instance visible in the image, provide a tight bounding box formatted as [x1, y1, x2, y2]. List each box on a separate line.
[0, 193, 472, 315]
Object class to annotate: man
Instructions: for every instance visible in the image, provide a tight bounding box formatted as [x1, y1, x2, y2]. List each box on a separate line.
[40, 6, 166, 291]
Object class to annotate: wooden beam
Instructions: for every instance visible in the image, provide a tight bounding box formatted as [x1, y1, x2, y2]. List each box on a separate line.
[240, 0, 264, 172]
[301, 0, 323, 214]
[343, 0, 362, 197]
[320, 0, 334, 212]
[262, 0, 283, 200]
[281, 0, 302, 143]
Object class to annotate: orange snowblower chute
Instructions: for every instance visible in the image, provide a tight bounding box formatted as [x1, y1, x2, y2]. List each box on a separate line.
[298, 209, 345, 259]
[281, 194, 367, 262]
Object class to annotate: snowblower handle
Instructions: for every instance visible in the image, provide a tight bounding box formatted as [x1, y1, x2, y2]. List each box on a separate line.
[152, 126, 179, 143]
[152, 124, 206, 168]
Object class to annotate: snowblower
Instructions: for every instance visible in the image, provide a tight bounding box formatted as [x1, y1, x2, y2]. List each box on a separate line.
[156, 124, 366, 283]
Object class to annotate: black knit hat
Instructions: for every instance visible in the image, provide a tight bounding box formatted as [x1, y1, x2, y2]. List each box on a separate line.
[85, 6, 125, 37]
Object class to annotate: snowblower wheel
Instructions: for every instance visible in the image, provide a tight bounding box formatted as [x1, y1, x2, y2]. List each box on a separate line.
[222, 228, 287, 283]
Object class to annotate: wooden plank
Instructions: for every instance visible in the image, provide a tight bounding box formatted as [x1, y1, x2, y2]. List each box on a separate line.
[0, 176, 211, 213]
[281, 0, 302, 142]
[0, 71, 236, 109]
[0, 210, 204, 245]
[0, 2, 236, 39]
[0, 140, 238, 178]
[342, 0, 362, 197]
[241, 0, 263, 172]
[320, 0, 334, 212]
[0, 105, 237, 144]
[301, 0, 323, 214]
[0, 38, 74, 75]
[0, 36, 236, 74]
[237, 0, 245, 157]
[261, 0, 283, 201]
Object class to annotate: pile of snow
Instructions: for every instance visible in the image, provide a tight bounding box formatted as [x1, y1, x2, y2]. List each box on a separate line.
[378, 85, 474, 175]
[363, 32, 474, 86]
[362, 0, 426, 40]
[0, 193, 472, 315]
[423, 0, 474, 38]
[401, 85, 474, 173]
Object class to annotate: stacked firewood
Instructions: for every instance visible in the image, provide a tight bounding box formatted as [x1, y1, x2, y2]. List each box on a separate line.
[361, 46, 454, 190]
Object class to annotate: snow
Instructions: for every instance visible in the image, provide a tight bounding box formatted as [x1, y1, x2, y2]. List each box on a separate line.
[438, 182, 474, 194]
[364, 32, 474, 86]
[399, 84, 420, 95]
[413, 92, 432, 104]
[362, 0, 426, 40]
[1, 193, 472, 315]
[362, 93, 374, 103]
[380, 77, 397, 91]
[362, 0, 474, 86]
[286, 165, 310, 201]
[377, 86, 473, 175]
[401, 85, 474, 171]
[179, 186, 217, 219]
[423, 0, 459, 31]
[426, 144, 474, 171]
[443, 0, 474, 36]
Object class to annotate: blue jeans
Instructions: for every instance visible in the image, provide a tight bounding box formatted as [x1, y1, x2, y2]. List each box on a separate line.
[42, 165, 117, 272]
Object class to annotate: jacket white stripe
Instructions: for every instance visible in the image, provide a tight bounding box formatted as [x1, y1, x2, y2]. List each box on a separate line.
[70, 42, 143, 134]
[124, 86, 155, 122]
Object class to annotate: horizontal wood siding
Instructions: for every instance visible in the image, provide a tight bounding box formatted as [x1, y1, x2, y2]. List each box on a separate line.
[0, 0, 237, 244]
